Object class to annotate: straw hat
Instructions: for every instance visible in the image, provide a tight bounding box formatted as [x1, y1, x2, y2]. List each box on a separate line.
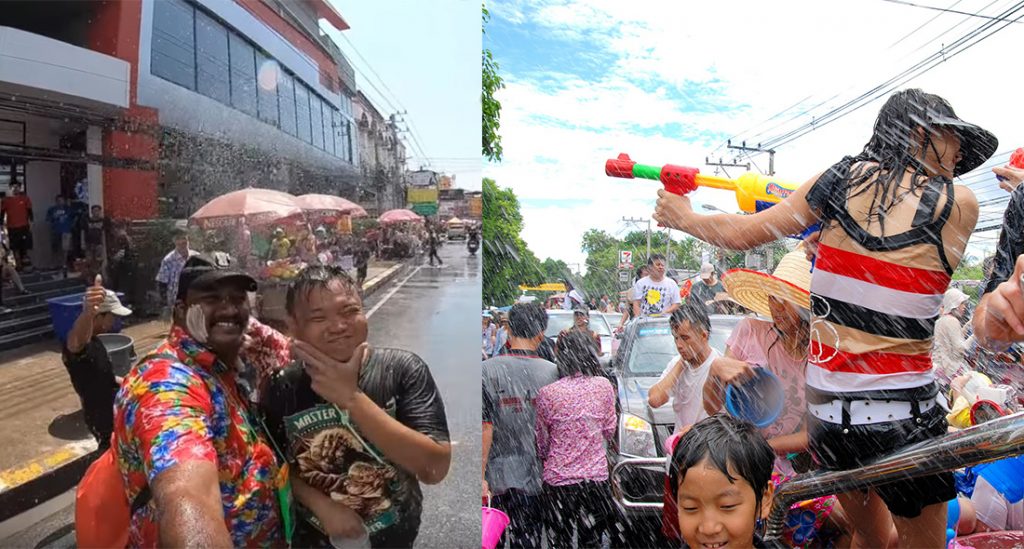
[720, 248, 812, 318]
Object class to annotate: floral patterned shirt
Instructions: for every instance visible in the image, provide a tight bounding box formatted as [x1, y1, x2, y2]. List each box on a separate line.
[112, 326, 283, 548]
[534, 374, 617, 486]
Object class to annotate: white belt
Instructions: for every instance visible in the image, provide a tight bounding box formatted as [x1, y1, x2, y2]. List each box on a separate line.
[809, 395, 948, 426]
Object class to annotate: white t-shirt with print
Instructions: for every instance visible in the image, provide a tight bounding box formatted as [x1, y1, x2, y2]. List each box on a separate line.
[656, 348, 722, 434]
[631, 276, 681, 317]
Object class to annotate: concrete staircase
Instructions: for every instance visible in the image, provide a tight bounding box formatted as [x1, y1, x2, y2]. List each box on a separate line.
[0, 270, 86, 352]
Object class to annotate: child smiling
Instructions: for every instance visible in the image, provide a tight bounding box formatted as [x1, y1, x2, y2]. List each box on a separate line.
[668, 415, 775, 549]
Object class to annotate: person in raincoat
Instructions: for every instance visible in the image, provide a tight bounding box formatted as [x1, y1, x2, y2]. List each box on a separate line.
[653, 88, 996, 548]
[269, 227, 291, 261]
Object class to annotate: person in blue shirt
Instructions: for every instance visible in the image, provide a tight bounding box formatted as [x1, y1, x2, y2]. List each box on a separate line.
[45, 195, 73, 272]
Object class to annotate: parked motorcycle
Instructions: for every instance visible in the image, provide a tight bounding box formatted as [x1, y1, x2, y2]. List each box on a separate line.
[467, 236, 480, 256]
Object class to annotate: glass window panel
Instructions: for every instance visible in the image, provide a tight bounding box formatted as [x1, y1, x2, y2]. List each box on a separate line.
[195, 10, 229, 104]
[151, 0, 196, 89]
[278, 71, 297, 136]
[310, 95, 324, 150]
[295, 84, 312, 144]
[256, 51, 279, 126]
[228, 33, 257, 116]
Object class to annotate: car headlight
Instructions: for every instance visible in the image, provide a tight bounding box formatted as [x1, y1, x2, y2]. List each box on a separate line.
[620, 413, 657, 457]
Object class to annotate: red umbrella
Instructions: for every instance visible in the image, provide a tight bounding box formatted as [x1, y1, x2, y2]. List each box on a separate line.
[295, 194, 368, 218]
[379, 209, 423, 224]
[190, 188, 303, 228]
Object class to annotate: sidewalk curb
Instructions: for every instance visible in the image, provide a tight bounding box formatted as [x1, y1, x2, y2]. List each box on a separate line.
[361, 261, 407, 299]
[0, 261, 410, 521]
[0, 440, 98, 523]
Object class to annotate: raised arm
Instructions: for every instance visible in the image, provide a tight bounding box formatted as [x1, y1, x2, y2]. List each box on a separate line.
[652, 174, 823, 250]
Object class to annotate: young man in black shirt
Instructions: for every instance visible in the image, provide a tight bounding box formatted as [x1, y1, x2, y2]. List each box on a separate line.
[973, 173, 1024, 350]
[261, 265, 451, 548]
[62, 275, 131, 449]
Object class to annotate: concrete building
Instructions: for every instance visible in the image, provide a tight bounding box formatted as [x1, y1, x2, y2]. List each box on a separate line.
[0, 0, 360, 269]
[353, 90, 406, 216]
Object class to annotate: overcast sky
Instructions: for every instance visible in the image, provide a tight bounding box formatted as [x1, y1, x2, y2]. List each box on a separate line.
[483, 0, 1022, 270]
[325, 0, 481, 191]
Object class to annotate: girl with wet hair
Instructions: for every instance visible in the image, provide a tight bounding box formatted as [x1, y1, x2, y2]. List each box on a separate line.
[654, 88, 997, 547]
[535, 330, 616, 548]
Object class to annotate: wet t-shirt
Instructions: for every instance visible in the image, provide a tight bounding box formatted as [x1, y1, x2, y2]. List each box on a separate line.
[984, 184, 1024, 295]
[631, 276, 681, 317]
[260, 348, 449, 548]
[482, 351, 558, 496]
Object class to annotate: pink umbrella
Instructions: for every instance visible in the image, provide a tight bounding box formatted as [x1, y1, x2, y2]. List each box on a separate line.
[295, 194, 368, 218]
[379, 209, 423, 224]
[190, 188, 303, 229]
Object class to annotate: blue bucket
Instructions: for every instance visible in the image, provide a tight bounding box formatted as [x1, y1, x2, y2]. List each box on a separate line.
[725, 367, 784, 429]
[45, 292, 125, 344]
[975, 456, 1024, 503]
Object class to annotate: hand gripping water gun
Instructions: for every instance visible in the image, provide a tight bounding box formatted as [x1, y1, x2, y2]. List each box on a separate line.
[996, 147, 1024, 182]
[605, 153, 820, 239]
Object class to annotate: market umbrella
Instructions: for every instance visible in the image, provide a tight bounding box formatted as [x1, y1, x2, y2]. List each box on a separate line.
[379, 209, 423, 224]
[295, 194, 368, 218]
[190, 188, 303, 228]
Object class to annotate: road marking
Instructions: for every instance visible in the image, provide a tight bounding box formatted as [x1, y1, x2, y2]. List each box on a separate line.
[0, 439, 96, 492]
[366, 266, 423, 319]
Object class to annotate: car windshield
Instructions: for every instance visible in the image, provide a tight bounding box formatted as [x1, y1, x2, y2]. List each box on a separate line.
[545, 312, 611, 337]
[626, 321, 733, 376]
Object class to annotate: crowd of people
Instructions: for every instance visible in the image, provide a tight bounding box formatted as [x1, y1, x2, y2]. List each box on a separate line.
[73, 254, 452, 548]
[483, 89, 1024, 549]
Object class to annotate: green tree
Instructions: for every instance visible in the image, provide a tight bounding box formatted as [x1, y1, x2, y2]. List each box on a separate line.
[482, 5, 504, 162]
[482, 178, 541, 305]
[540, 257, 570, 282]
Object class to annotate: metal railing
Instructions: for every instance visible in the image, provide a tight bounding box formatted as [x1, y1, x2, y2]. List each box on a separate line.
[764, 411, 1024, 547]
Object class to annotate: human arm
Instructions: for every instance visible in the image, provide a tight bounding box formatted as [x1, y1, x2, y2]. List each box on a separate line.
[291, 473, 365, 539]
[993, 165, 1024, 193]
[294, 342, 451, 484]
[972, 189, 1024, 349]
[652, 174, 823, 249]
[66, 275, 104, 354]
[482, 385, 494, 498]
[130, 362, 231, 548]
[648, 358, 682, 408]
[602, 379, 617, 441]
[767, 430, 809, 455]
[534, 391, 550, 460]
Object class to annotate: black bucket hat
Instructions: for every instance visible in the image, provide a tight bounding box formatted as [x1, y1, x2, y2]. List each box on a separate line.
[176, 253, 257, 302]
[919, 104, 998, 177]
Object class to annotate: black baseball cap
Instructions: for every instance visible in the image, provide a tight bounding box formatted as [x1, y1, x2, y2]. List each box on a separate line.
[176, 253, 257, 302]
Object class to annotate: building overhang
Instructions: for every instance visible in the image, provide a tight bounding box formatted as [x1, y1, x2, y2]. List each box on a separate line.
[0, 26, 130, 112]
[311, 0, 349, 30]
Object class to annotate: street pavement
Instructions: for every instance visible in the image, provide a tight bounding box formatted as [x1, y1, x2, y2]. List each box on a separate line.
[0, 243, 481, 548]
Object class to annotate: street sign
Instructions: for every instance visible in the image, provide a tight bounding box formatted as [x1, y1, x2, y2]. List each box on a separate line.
[619, 250, 633, 265]
[618, 270, 630, 282]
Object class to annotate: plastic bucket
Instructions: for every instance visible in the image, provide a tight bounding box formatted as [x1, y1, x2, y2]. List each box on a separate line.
[949, 530, 1024, 549]
[725, 367, 784, 428]
[46, 292, 125, 344]
[974, 456, 1024, 503]
[96, 334, 136, 377]
[482, 502, 510, 549]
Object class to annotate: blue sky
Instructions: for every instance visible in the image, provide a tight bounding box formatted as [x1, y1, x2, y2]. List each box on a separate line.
[324, 1, 480, 191]
[483, 0, 1021, 271]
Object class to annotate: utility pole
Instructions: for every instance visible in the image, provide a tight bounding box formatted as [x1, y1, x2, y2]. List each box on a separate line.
[622, 216, 651, 259]
[726, 140, 776, 176]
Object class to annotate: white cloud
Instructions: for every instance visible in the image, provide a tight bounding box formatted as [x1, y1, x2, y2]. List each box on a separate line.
[487, 0, 1023, 267]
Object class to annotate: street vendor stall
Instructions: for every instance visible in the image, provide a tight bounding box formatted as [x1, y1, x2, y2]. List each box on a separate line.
[189, 188, 312, 329]
[378, 209, 424, 259]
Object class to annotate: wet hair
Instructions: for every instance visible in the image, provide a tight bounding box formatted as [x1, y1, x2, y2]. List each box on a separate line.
[635, 265, 648, 279]
[555, 330, 603, 378]
[286, 265, 360, 315]
[843, 89, 963, 234]
[668, 415, 775, 519]
[508, 301, 548, 339]
[648, 253, 666, 265]
[669, 300, 711, 335]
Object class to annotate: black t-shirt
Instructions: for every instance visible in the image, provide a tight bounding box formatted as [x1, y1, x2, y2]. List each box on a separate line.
[84, 217, 108, 246]
[260, 348, 450, 548]
[61, 339, 119, 428]
[984, 185, 1024, 294]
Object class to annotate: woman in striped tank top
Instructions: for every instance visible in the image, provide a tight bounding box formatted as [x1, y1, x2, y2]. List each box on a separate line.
[652, 89, 997, 548]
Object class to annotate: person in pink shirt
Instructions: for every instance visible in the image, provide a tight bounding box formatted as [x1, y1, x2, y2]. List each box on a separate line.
[535, 330, 617, 549]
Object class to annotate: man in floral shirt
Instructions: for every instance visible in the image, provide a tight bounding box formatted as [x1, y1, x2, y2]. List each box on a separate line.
[112, 254, 283, 547]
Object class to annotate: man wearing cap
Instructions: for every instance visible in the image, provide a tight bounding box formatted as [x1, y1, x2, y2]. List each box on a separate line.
[689, 262, 726, 315]
[63, 275, 131, 450]
[110, 254, 284, 547]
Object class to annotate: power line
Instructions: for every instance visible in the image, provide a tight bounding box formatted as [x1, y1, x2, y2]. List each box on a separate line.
[760, 1, 1024, 150]
[880, 0, 1024, 21]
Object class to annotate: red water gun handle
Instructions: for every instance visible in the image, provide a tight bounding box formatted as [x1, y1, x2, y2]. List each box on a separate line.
[660, 165, 699, 196]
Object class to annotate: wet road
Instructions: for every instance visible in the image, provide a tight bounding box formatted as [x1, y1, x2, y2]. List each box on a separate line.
[0, 242, 482, 548]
